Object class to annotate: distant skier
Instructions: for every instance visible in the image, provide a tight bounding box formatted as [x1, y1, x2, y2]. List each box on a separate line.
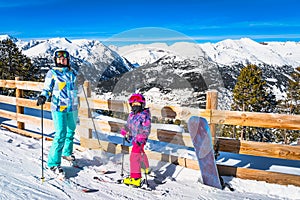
[37, 50, 79, 178]
[120, 93, 151, 187]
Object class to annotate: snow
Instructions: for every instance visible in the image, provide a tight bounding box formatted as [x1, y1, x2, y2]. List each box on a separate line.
[1, 35, 300, 199]
[2, 34, 300, 68]
[0, 116, 299, 200]
[111, 37, 300, 67]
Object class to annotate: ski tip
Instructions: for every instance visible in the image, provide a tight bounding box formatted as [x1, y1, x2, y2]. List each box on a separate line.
[99, 170, 108, 175]
[82, 189, 99, 193]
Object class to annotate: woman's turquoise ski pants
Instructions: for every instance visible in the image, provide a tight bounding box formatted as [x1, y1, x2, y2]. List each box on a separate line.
[47, 110, 78, 168]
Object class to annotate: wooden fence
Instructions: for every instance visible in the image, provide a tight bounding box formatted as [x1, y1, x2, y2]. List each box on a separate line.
[0, 78, 299, 187]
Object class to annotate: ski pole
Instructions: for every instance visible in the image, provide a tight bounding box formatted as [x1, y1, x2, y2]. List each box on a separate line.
[120, 137, 125, 177]
[81, 84, 103, 149]
[141, 151, 149, 187]
[41, 104, 45, 183]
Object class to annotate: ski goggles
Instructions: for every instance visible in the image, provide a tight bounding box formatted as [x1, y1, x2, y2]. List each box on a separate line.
[55, 51, 69, 58]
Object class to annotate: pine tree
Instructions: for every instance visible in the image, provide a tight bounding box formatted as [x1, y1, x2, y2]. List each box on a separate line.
[0, 39, 42, 96]
[287, 67, 300, 114]
[230, 64, 277, 141]
[275, 67, 300, 144]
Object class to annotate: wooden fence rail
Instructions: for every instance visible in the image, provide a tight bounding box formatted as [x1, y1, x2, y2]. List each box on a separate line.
[0, 78, 299, 187]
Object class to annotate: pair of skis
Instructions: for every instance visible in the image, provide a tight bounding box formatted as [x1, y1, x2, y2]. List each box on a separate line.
[93, 175, 169, 196]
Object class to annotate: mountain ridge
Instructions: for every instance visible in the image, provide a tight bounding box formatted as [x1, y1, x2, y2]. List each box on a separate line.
[1, 35, 298, 109]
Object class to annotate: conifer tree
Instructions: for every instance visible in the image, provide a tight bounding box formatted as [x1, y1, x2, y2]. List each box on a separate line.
[0, 39, 41, 96]
[230, 64, 277, 141]
[275, 67, 300, 144]
[287, 67, 300, 114]
[232, 64, 276, 112]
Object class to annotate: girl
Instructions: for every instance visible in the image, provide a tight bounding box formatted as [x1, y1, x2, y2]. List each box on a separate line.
[120, 93, 151, 187]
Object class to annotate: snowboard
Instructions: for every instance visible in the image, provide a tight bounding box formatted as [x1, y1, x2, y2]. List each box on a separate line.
[187, 116, 222, 189]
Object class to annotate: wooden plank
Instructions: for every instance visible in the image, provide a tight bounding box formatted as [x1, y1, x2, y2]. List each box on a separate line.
[0, 80, 16, 88]
[79, 97, 130, 113]
[80, 137, 130, 154]
[151, 129, 193, 147]
[0, 96, 51, 111]
[78, 117, 116, 133]
[206, 91, 218, 145]
[79, 137, 199, 169]
[0, 109, 17, 120]
[78, 117, 194, 147]
[0, 95, 16, 105]
[15, 77, 24, 130]
[15, 81, 44, 91]
[79, 97, 208, 120]
[218, 138, 300, 161]
[81, 136, 300, 187]
[212, 110, 300, 130]
[16, 98, 51, 111]
[218, 165, 300, 187]
[0, 124, 42, 139]
[16, 113, 54, 129]
[147, 104, 208, 121]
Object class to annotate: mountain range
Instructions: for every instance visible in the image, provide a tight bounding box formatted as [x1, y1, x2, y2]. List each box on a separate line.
[1, 34, 299, 110]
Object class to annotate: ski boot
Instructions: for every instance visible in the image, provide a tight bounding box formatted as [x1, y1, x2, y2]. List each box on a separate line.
[123, 177, 142, 187]
[62, 155, 78, 167]
[50, 166, 65, 180]
[62, 155, 75, 162]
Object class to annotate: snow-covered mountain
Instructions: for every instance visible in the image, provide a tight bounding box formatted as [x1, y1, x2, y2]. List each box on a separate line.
[200, 38, 300, 67]
[1, 35, 299, 109]
[110, 42, 207, 66]
[114, 38, 300, 68]
[110, 38, 299, 109]
[1, 35, 134, 90]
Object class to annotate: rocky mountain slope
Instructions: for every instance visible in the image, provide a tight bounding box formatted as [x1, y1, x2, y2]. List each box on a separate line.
[1, 35, 298, 109]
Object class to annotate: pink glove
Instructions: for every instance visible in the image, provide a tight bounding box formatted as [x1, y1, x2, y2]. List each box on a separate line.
[136, 134, 146, 146]
[120, 128, 127, 136]
[120, 128, 132, 143]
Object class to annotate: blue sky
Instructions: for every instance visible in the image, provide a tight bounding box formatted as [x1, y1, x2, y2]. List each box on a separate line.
[0, 0, 300, 45]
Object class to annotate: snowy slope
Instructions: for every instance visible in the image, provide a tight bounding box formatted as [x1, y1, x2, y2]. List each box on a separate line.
[111, 42, 207, 66]
[113, 37, 300, 67]
[200, 38, 300, 67]
[0, 123, 299, 200]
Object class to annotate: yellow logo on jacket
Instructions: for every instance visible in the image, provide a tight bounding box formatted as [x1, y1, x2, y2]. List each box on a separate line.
[58, 82, 66, 91]
[60, 106, 67, 112]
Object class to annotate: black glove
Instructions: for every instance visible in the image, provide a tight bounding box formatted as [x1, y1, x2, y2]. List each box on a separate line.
[37, 95, 46, 106]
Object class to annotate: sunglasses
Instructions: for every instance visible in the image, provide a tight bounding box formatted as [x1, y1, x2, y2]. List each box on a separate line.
[55, 51, 69, 58]
[131, 102, 141, 106]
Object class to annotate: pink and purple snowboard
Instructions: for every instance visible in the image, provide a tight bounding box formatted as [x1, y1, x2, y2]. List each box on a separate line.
[188, 116, 222, 189]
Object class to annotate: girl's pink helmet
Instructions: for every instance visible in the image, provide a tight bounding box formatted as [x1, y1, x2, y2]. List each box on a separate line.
[129, 93, 146, 104]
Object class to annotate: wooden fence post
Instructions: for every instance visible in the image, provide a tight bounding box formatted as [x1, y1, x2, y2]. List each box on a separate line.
[206, 90, 218, 146]
[15, 77, 24, 130]
[78, 81, 93, 146]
